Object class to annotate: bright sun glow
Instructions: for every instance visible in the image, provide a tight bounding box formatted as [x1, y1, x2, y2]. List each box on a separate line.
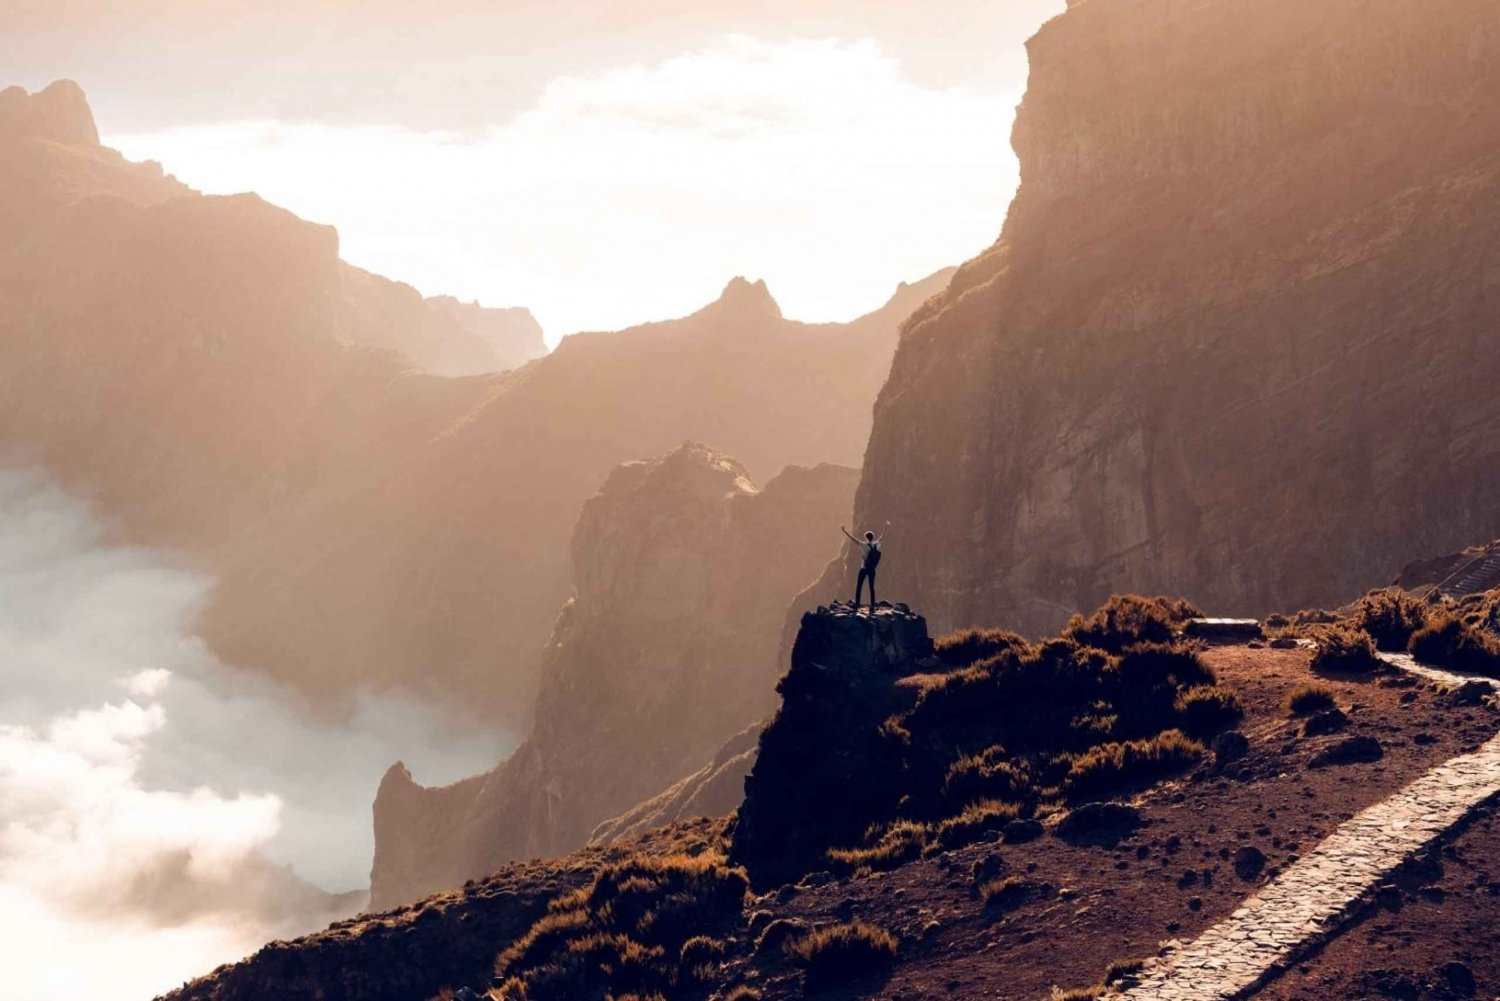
[109, 36, 1020, 342]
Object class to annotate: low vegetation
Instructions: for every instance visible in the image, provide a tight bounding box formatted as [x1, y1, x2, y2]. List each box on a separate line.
[1408, 613, 1500, 677]
[1308, 625, 1383, 675]
[1324, 587, 1500, 677]
[934, 626, 1029, 669]
[1062, 594, 1202, 654]
[822, 596, 1235, 874]
[1350, 588, 1431, 651]
[783, 920, 898, 990]
[1174, 684, 1245, 737]
[1286, 684, 1337, 715]
[979, 876, 1048, 912]
[491, 852, 748, 999]
[1051, 956, 1149, 999]
[1065, 729, 1204, 799]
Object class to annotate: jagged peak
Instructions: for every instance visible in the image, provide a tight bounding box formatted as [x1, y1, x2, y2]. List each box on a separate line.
[0, 79, 99, 146]
[597, 442, 755, 500]
[709, 276, 781, 319]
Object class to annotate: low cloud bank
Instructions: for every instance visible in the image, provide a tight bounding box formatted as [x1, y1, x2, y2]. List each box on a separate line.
[0, 465, 514, 1000]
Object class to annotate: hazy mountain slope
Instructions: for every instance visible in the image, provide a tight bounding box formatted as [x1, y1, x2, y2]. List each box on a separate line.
[199, 271, 951, 717]
[0, 80, 951, 722]
[340, 265, 547, 376]
[369, 444, 857, 907]
[831, 0, 1500, 638]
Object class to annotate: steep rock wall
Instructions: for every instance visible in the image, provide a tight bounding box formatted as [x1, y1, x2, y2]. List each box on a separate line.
[843, 0, 1500, 637]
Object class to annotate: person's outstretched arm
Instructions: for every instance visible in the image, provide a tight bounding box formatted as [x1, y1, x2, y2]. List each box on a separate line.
[876, 520, 891, 542]
[840, 525, 858, 543]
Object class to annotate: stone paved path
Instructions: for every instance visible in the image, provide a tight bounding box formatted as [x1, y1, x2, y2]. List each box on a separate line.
[1115, 654, 1499, 1000]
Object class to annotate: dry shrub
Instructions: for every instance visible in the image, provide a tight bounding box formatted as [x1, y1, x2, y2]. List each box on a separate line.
[1173, 685, 1244, 737]
[1409, 614, 1500, 677]
[1064, 595, 1202, 654]
[1064, 729, 1203, 800]
[930, 800, 1023, 850]
[1052, 956, 1148, 999]
[1104, 958, 1147, 987]
[784, 920, 897, 990]
[1286, 684, 1336, 715]
[1350, 588, 1430, 651]
[943, 746, 1034, 806]
[1309, 626, 1382, 675]
[826, 820, 927, 874]
[676, 935, 725, 982]
[934, 627, 1031, 669]
[494, 852, 748, 999]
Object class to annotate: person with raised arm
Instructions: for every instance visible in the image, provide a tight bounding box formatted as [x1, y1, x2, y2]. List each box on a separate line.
[840, 521, 890, 613]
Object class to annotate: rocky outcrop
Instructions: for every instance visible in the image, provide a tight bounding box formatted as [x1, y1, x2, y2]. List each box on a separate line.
[0, 80, 184, 249]
[729, 604, 932, 889]
[0, 79, 99, 146]
[369, 445, 856, 907]
[834, 0, 1500, 639]
[0, 80, 952, 722]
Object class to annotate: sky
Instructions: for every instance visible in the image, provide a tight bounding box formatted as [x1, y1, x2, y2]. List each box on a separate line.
[2, 0, 1065, 342]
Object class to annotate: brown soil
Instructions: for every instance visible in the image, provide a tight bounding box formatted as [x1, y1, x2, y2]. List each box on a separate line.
[1253, 805, 1500, 1001]
[715, 644, 1500, 1000]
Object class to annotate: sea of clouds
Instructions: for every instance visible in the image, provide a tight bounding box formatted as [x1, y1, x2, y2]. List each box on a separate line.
[0, 465, 513, 1000]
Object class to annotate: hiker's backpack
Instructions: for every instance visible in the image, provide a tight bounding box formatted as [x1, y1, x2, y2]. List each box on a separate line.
[864, 541, 882, 570]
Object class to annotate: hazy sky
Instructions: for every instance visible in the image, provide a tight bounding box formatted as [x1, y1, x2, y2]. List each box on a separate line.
[3, 0, 1065, 341]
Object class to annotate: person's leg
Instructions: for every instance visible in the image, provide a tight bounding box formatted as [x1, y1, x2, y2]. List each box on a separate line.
[869, 569, 877, 608]
[855, 568, 869, 609]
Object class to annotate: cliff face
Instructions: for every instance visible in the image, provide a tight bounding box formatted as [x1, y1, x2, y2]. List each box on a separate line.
[0, 80, 951, 721]
[729, 604, 932, 890]
[842, 0, 1500, 638]
[370, 444, 856, 908]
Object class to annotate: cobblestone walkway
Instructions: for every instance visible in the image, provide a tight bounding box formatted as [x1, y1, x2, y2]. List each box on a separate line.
[1116, 655, 1500, 1000]
[1377, 650, 1497, 689]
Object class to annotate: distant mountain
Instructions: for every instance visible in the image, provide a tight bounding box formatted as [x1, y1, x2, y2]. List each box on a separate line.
[340, 266, 547, 376]
[0, 80, 954, 723]
[370, 443, 857, 907]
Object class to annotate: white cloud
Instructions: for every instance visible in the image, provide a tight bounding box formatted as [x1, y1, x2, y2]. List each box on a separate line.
[108, 35, 1019, 343]
[0, 465, 514, 1000]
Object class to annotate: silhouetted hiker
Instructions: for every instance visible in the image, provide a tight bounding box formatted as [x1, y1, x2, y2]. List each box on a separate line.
[841, 522, 889, 613]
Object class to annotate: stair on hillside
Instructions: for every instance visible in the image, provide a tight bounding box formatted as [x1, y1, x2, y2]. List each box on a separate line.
[1437, 547, 1500, 597]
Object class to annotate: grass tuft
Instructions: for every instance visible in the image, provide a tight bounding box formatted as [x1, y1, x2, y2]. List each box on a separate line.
[1286, 684, 1336, 715]
[1064, 729, 1203, 800]
[1309, 626, 1382, 675]
[784, 920, 898, 990]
